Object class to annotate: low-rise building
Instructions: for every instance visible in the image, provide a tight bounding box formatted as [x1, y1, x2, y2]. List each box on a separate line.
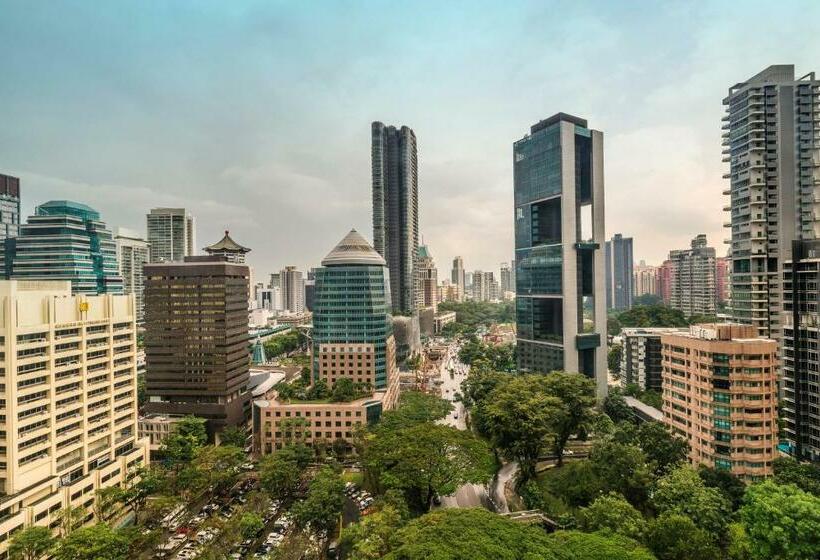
[434, 311, 457, 334]
[661, 324, 778, 480]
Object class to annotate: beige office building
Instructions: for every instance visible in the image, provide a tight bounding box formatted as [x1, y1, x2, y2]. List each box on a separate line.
[0, 281, 148, 555]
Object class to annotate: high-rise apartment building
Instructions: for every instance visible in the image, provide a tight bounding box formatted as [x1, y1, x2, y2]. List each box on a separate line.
[115, 228, 149, 324]
[371, 121, 419, 314]
[0, 281, 147, 553]
[620, 327, 687, 392]
[661, 324, 778, 480]
[203, 230, 250, 264]
[657, 259, 674, 304]
[280, 266, 305, 314]
[146, 208, 196, 263]
[668, 235, 716, 316]
[514, 113, 607, 398]
[715, 255, 730, 305]
[451, 257, 465, 302]
[605, 233, 634, 310]
[254, 230, 398, 454]
[633, 261, 659, 299]
[500, 263, 513, 294]
[0, 173, 20, 242]
[417, 245, 437, 311]
[471, 270, 487, 302]
[144, 256, 251, 436]
[8, 201, 123, 295]
[724, 65, 820, 338]
[782, 239, 820, 461]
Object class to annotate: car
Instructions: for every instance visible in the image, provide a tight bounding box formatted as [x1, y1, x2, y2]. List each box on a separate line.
[240, 462, 255, 471]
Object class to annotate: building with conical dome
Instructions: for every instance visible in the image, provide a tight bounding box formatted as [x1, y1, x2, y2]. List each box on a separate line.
[253, 229, 399, 455]
[204, 230, 251, 264]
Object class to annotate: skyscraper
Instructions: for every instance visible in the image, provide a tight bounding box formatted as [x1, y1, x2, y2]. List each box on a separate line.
[371, 121, 419, 314]
[633, 262, 659, 299]
[144, 255, 251, 436]
[0, 173, 20, 241]
[605, 233, 634, 310]
[500, 262, 513, 294]
[668, 234, 716, 317]
[9, 200, 123, 294]
[280, 265, 305, 314]
[514, 113, 607, 398]
[451, 256, 465, 301]
[146, 207, 196, 263]
[115, 227, 149, 323]
[723, 65, 820, 338]
[715, 255, 730, 305]
[417, 245, 438, 311]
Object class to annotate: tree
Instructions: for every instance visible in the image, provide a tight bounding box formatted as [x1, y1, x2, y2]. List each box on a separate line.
[537, 460, 604, 508]
[362, 423, 494, 513]
[377, 391, 453, 431]
[726, 522, 754, 560]
[588, 441, 653, 509]
[772, 457, 820, 496]
[634, 294, 662, 306]
[292, 466, 345, 533]
[651, 466, 731, 540]
[646, 513, 720, 560]
[8, 526, 55, 560]
[161, 415, 207, 467]
[739, 480, 820, 560]
[698, 465, 747, 511]
[52, 524, 130, 560]
[330, 377, 358, 402]
[342, 504, 403, 560]
[238, 512, 264, 540]
[55, 505, 85, 537]
[547, 531, 655, 560]
[608, 343, 623, 376]
[219, 425, 248, 449]
[578, 492, 647, 541]
[93, 486, 124, 522]
[541, 372, 596, 465]
[614, 421, 687, 475]
[615, 305, 688, 329]
[191, 444, 245, 498]
[603, 389, 633, 424]
[260, 453, 302, 498]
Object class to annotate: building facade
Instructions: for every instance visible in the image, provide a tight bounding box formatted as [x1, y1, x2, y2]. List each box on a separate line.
[620, 327, 687, 392]
[605, 234, 634, 310]
[146, 208, 195, 263]
[451, 256, 465, 301]
[371, 121, 419, 314]
[715, 255, 730, 306]
[633, 262, 659, 299]
[500, 262, 513, 294]
[0, 281, 147, 554]
[143, 256, 251, 436]
[9, 201, 123, 295]
[661, 324, 778, 480]
[203, 230, 250, 264]
[115, 228, 149, 324]
[724, 65, 820, 339]
[668, 234, 716, 317]
[0, 174, 20, 242]
[254, 230, 399, 454]
[782, 239, 820, 461]
[514, 113, 607, 399]
[280, 266, 305, 314]
[417, 245, 437, 311]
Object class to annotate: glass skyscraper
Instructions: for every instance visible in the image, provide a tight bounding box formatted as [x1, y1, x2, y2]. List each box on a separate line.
[9, 200, 124, 294]
[313, 229, 394, 390]
[605, 233, 634, 310]
[371, 121, 419, 314]
[514, 113, 607, 399]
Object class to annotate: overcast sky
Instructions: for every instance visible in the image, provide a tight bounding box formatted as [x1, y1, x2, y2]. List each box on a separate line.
[1, 1, 819, 279]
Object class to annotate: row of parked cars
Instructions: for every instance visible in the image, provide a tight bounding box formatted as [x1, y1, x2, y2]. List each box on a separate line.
[345, 481, 374, 512]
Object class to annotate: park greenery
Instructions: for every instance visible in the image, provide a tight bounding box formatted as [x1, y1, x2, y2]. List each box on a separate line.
[438, 300, 515, 337]
[457, 337, 516, 372]
[263, 329, 308, 358]
[607, 303, 718, 336]
[274, 376, 373, 403]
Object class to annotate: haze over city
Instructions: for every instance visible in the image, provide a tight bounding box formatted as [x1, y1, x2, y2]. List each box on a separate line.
[2, 0, 820, 273]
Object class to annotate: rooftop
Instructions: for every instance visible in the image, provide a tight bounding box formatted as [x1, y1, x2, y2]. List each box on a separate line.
[204, 230, 251, 254]
[322, 229, 386, 267]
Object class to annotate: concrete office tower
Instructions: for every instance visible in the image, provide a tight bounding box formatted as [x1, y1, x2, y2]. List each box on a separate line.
[9, 201, 123, 295]
[0, 281, 147, 554]
[146, 208, 196, 263]
[203, 230, 250, 264]
[254, 230, 399, 454]
[620, 327, 687, 392]
[782, 239, 820, 461]
[500, 263, 513, 294]
[605, 234, 634, 310]
[417, 245, 438, 311]
[280, 266, 305, 314]
[372, 121, 419, 314]
[0, 174, 20, 241]
[451, 256, 465, 301]
[668, 234, 717, 316]
[633, 262, 659, 299]
[115, 228, 149, 324]
[724, 65, 820, 338]
[144, 256, 251, 437]
[661, 324, 778, 480]
[715, 256, 730, 305]
[514, 113, 607, 398]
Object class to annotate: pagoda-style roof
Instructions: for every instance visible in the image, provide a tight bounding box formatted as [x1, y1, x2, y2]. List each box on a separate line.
[322, 229, 385, 266]
[204, 230, 251, 254]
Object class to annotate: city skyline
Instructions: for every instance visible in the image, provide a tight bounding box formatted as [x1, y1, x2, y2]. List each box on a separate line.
[3, 2, 820, 273]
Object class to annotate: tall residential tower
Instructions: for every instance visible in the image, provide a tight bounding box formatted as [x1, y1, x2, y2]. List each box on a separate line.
[514, 113, 607, 399]
[146, 207, 196, 263]
[605, 233, 634, 310]
[371, 121, 419, 314]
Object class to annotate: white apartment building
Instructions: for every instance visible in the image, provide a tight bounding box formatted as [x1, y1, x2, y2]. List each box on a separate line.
[0, 281, 148, 556]
[146, 207, 195, 263]
[114, 227, 149, 324]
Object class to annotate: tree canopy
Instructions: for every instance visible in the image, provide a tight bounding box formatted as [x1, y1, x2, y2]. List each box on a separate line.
[8, 526, 55, 560]
[52, 524, 130, 560]
[292, 466, 345, 533]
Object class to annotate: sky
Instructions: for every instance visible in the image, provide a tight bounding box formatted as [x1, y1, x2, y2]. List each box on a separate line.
[1, 0, 819, 279]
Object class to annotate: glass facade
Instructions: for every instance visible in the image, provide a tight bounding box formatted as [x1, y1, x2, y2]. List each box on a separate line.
[513, 124, 561, 206]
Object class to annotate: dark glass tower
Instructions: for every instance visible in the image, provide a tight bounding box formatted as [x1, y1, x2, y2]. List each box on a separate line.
[371, 121, 419, 314]
[514, 113, 607, 399]
[605, 233, 634, 310]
